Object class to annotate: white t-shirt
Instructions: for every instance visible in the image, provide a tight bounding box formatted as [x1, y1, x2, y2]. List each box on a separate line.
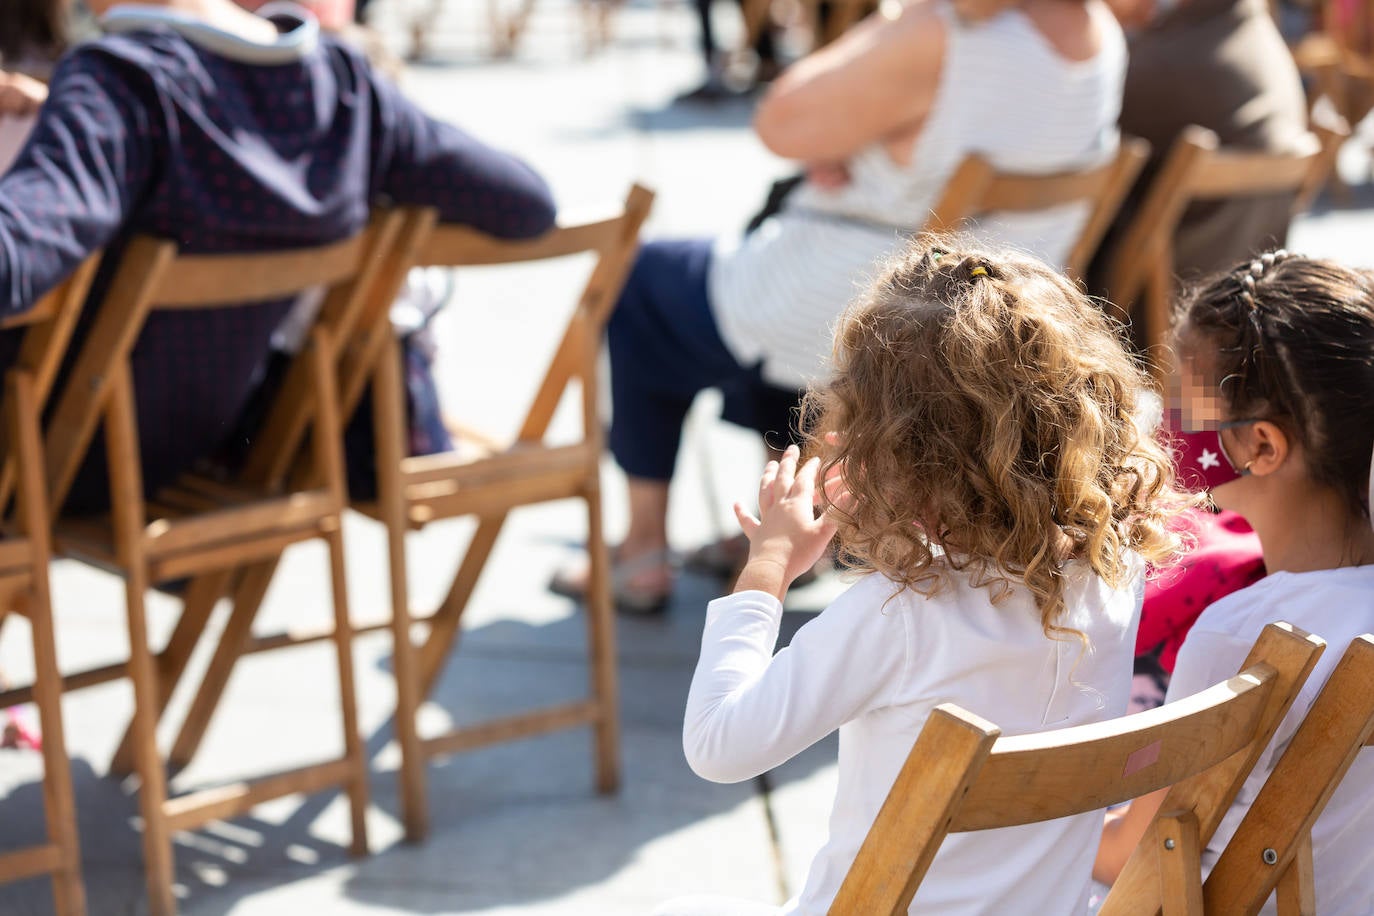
[1164, 566, 1374, 916]
[684, 561, 1143, 915]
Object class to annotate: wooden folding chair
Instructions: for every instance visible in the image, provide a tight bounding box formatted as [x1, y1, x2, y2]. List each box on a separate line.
[829, 622, 1325, 916]
[22, 216, 402, 916]
[1102, 124, 1343, 377]
[0, 262, 100, 916]
[353, 184, 653, 841]
[922, 139, 1152, 280]
[1202, 634, 1374, 916]
[137, 185, 654, 844]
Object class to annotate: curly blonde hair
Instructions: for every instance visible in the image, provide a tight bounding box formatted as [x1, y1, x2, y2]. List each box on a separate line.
[804, 235, 1193, 640]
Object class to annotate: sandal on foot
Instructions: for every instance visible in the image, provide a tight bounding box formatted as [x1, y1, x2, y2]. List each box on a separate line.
[550, 548, 677, 616]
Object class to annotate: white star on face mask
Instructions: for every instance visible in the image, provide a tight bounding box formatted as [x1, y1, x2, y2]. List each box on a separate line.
[1198, 449, 1221, 470]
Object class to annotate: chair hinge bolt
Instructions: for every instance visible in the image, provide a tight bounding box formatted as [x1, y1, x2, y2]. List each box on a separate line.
[1263, 848, 1279, 865]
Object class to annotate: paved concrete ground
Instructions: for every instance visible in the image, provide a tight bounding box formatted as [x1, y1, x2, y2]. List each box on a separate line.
[2, 2, 1373, 913]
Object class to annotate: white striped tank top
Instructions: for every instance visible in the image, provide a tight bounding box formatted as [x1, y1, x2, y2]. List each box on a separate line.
[708, 0, 1127, 389]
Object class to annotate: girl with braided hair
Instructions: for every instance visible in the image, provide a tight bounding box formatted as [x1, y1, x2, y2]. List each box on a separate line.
[662, 236, 1192, 916]
[1095, 251, 1374, 913]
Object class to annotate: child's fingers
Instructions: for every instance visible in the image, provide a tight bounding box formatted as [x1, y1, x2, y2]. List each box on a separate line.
[775, 445, 800, 496]
[733, 501, 761, 535]
[792, 455, 821, 499]
[758, 460, 780, 509]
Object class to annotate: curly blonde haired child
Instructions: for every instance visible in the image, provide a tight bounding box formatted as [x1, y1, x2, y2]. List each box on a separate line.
[662, 236, 1193, 916]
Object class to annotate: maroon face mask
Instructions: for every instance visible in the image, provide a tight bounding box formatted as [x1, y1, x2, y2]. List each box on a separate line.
[1163, 416, 1256, 494]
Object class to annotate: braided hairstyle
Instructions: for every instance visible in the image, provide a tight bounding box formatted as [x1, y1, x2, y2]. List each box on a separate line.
[1174, 250, 1374, 527]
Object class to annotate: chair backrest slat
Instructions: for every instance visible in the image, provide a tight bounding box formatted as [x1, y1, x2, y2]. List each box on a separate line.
[924, 139, 1150, 278]
[1202, 635, 1374, 913]
[415, 216, 627, 266]
[952, 669, 1274, 831]
[1181, 136, 1321, 201]
[408, 184, 655, 448]
[146, 234, 373, 308]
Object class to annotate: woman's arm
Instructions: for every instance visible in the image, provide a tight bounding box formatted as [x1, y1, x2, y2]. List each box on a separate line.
[0, 53, 155, 313]
[368, 68, 555, 239]
[753, 2, 946, 163]
[1093, 787, 1168, 884]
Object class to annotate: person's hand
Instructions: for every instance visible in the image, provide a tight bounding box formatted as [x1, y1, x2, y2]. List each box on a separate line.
[0, 71, 48, 118]
[733, 445, 840, 599]
[805, 161, 851, 190]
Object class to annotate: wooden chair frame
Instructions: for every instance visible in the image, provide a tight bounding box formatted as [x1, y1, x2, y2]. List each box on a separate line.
[109, 186, 654, 844]
[1202, 635, 1374, 916]
[364, 185, 653, 841]
[923, 138, 1152, 280]
[1102, 124, 1343, 377]
[830, 622, 1325, 916]
[1, 216, 404, 916]
[0, 263, 100, 916]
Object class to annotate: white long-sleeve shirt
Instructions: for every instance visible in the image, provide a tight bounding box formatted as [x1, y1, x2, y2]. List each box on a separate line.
[685, 564, 1142, 914]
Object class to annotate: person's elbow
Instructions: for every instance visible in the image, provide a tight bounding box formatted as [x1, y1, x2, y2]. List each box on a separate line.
[682, 711, 764, 785]
[753, 89, 823, 161]
[498, 166, 557, 239]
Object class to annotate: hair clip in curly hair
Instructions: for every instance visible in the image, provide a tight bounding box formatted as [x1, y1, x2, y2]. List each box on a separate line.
[969, 266, 989, 278]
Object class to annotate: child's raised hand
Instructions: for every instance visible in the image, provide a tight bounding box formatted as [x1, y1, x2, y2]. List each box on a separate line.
[733, 445, 839, 600]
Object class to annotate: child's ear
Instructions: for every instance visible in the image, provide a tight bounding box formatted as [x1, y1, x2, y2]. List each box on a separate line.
[1245, 421, 1290, 477]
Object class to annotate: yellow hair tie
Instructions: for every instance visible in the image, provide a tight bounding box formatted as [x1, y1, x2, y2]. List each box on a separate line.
[969, 266, 988, 278]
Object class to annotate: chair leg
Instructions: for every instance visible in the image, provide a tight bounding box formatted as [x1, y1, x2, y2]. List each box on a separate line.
[415, 516, 506, 699]
[1275, 833, 1316, 916]
[323, 526, 369, 858]
[167, 562, 277, 770]
[28, 580, 86, 915]
[582, 480, 620, 795]
[385, 523, 428, 843]
[123, 576, 177, 916]
[1155, 810, 1204, 916]
[375, 338, 428, 842]
[109, 570, 232, 776]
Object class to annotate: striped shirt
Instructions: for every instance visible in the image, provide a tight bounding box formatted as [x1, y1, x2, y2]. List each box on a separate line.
[709, 0, 1127, 389]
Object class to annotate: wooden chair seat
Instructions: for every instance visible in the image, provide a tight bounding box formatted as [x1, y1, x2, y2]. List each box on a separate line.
[53, 487, 334, 583]
[394, 440, 600, 524]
